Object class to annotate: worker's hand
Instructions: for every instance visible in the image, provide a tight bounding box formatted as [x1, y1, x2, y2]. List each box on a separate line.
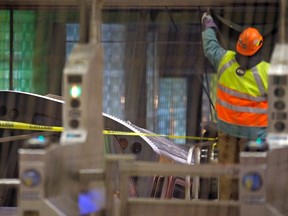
[201, 12, 217, 30]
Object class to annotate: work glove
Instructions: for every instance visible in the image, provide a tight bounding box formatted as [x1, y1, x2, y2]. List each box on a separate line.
[201, 12, 217, 30]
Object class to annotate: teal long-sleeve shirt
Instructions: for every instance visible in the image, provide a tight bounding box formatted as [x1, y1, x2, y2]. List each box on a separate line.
[202, 28, 226, 71]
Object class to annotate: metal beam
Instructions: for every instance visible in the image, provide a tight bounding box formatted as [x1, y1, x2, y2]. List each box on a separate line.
[0, 0, 279, 9]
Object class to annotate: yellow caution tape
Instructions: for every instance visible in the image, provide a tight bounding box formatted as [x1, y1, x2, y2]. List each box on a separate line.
[0, 120, 63, 132]
[0, 120, 217, 141]
[102, 130, 216, 141]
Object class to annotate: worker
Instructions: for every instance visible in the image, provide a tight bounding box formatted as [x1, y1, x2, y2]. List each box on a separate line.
[201, 12, 269, 200]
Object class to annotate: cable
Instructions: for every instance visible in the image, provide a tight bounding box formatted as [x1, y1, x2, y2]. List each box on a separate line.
[198, 7, 216, 119]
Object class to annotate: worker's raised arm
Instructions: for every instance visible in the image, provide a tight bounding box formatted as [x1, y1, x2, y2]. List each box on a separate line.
[201, 12, 226, 71]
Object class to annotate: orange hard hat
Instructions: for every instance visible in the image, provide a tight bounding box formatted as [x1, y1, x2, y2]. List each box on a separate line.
[236, 27, 263, 56]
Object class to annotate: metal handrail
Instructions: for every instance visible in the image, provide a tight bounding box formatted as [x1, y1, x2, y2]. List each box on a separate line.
[0, 179, 20, 187]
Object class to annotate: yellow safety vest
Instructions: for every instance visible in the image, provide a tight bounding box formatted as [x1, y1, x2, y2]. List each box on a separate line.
[216, 51, 269, 127]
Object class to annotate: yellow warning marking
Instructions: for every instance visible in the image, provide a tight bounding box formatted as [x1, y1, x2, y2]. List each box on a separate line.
[0, 120, 217, 141]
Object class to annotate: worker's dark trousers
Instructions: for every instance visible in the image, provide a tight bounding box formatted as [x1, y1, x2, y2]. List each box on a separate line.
[218, 131, 247, 200]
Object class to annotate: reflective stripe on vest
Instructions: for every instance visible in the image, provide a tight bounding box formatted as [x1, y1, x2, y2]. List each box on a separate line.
[216, 102, 268, 127]
[218, 84, 266, 102]
[251, 67, 266, 97]
[217, 85, 268, 111]
[217, 96, 267, 114]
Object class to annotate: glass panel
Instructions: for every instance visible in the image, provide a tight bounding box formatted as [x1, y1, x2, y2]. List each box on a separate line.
[202, 73, 217, 123]
[102, 24, 126, 119]
[66, 23, 79, 41]
[157, 78, 187, 144]
[66, 23, 79, 58]
[13, 11, 35, 91]
[0, 10, 10, 90]
[66, 23, 126, 119]
[65, 21, 187, 144]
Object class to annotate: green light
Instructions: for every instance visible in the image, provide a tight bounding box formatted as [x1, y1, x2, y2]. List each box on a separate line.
[256, 137, 262, 145]
[37, 135, 45, 142]
[70, 85, 82, 98]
